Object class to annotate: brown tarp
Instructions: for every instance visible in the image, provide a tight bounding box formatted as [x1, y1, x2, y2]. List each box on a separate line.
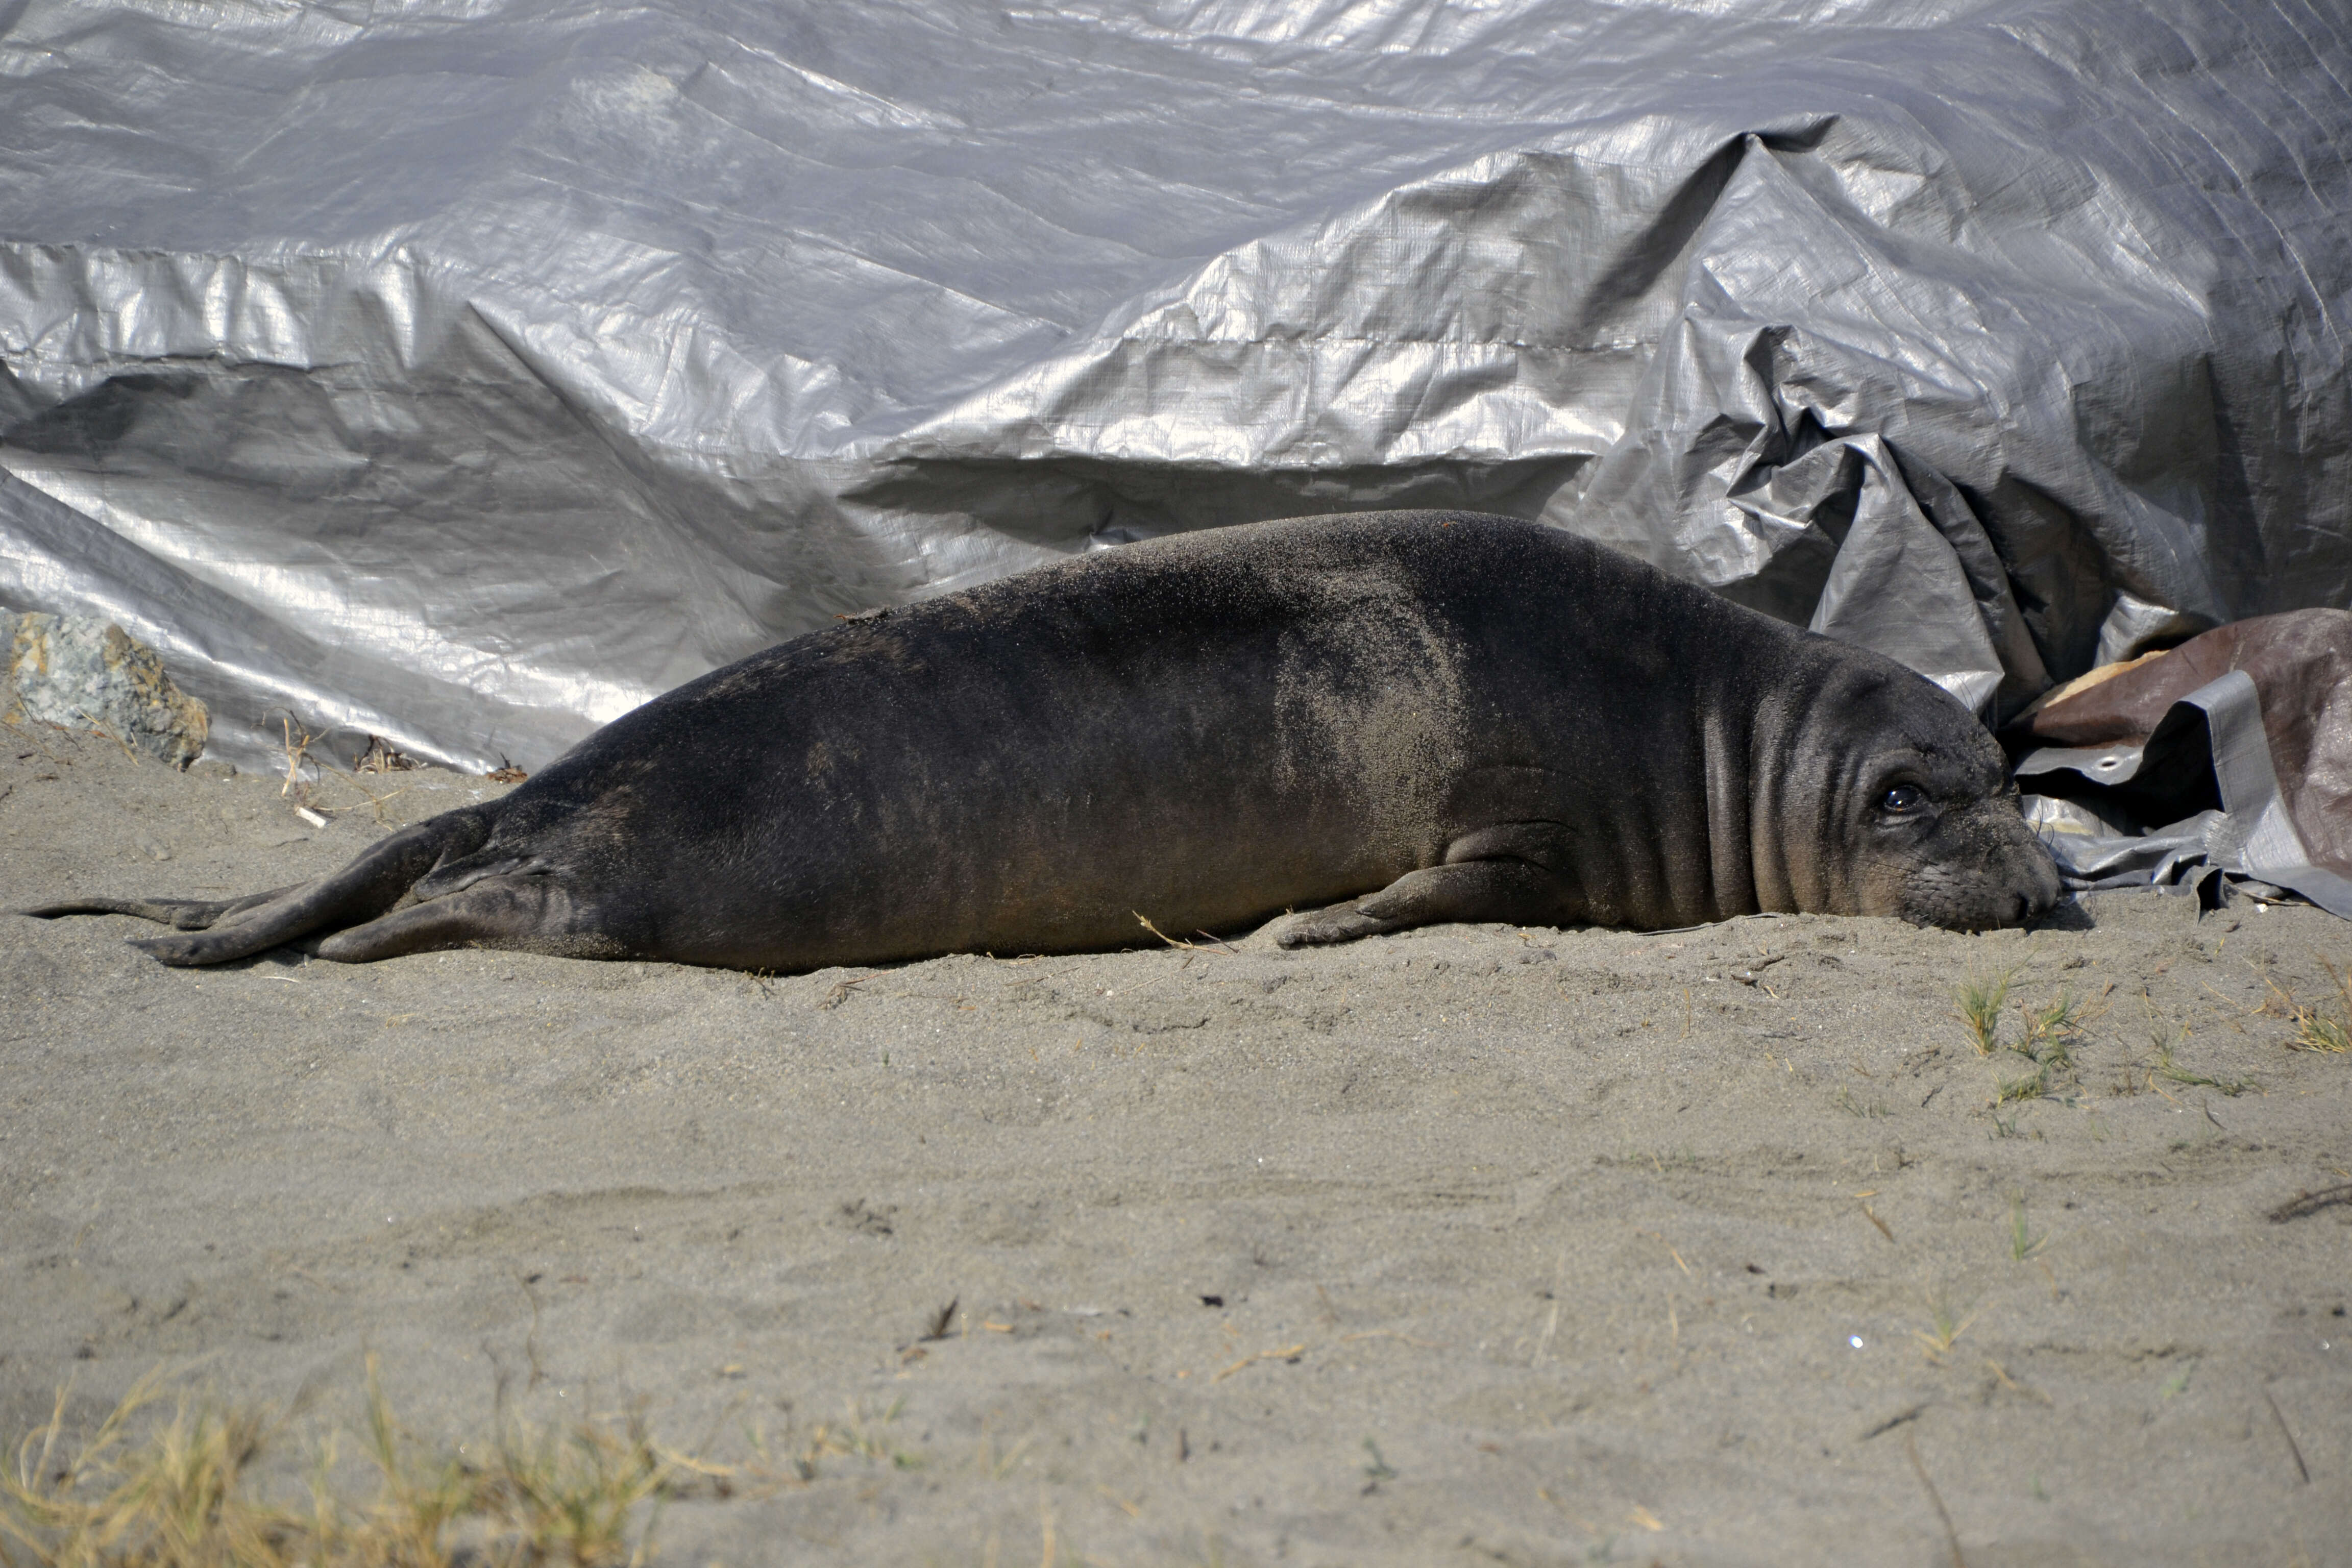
[2006, 610, 2352, 883]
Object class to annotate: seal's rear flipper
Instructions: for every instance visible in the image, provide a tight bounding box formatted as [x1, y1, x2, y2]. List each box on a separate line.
[24, 808, 497, 966]
[20, 885, 301, 930]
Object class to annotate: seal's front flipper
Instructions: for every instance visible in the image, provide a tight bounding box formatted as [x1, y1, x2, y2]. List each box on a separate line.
[315, 876, 619, 963]
[1277, 860, 1573, 947]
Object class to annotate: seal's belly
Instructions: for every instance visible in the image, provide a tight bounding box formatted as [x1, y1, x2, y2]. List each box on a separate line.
[744, 742, 1431, 966]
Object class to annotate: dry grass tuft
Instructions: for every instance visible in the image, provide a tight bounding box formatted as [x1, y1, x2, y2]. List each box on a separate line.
[1912, 1285, 1978, 1365]
[1977, 984, 2098, 1106]
[2259, 961, 2352, 1054]
[2004, 1197, 2048, 1262]
[0, 1358, 914, 1568]
[2148, 1026, 2257, 1097]
[2, 1366, 283, 1568]
[1953, 968, 2017, 1055]
[2015, 989, 2097, 1064]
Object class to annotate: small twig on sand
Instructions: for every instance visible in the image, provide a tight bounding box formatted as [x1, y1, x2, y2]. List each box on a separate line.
[1211, 1342, 1305, 1382]
[1982, 1358, 2052, 1405]
[2266, 1182, 2352, 1223]
[1135, 911, 1230, 952]
[276, 712, 318, 799]
[2262, 1387, 2311, 1484]
[1905, 1430, 1968, 1568]
[72, 708, 137, 762]
[1637, 1229, 1694, 1275]
[1859, 1404, 1924, 1441]
[313, 775, 419, 826]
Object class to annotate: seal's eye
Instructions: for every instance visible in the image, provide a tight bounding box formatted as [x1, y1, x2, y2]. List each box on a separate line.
[1881, 784, 1925, 815]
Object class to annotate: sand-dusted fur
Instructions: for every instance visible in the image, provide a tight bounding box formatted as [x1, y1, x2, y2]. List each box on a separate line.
[26, 511, 2059, 970]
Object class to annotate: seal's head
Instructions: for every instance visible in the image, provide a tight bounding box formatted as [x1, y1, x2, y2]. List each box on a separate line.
[1794, 663, 2063, 931]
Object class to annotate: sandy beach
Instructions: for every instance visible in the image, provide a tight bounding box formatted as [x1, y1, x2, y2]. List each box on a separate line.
[2, 726, 2347, 1566]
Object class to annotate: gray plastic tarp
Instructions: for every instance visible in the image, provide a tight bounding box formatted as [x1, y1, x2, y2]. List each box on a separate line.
[3, 0, 2348, 774]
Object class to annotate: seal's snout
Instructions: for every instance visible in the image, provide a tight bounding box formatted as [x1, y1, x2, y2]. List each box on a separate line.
[2006, 812, 2066, 927]
[1893, 798, 2064, 931]
[2022, 836, 2065, 924]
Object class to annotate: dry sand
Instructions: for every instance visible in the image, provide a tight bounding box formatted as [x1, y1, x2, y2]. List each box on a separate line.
[2, 726, 2348, 1566]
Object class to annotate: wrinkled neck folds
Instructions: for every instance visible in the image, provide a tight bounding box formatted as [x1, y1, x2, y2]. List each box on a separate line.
[1737, 665, 1850, 918]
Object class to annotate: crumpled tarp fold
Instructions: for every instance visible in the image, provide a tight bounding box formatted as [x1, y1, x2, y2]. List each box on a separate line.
[3, 0, 2348, 776]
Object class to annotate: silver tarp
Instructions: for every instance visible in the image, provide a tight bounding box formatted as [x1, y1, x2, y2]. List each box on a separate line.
[2, 0, 2348, 775]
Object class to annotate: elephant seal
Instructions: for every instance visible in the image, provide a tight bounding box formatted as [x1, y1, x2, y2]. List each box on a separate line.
[26, 510, 2060, 969]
